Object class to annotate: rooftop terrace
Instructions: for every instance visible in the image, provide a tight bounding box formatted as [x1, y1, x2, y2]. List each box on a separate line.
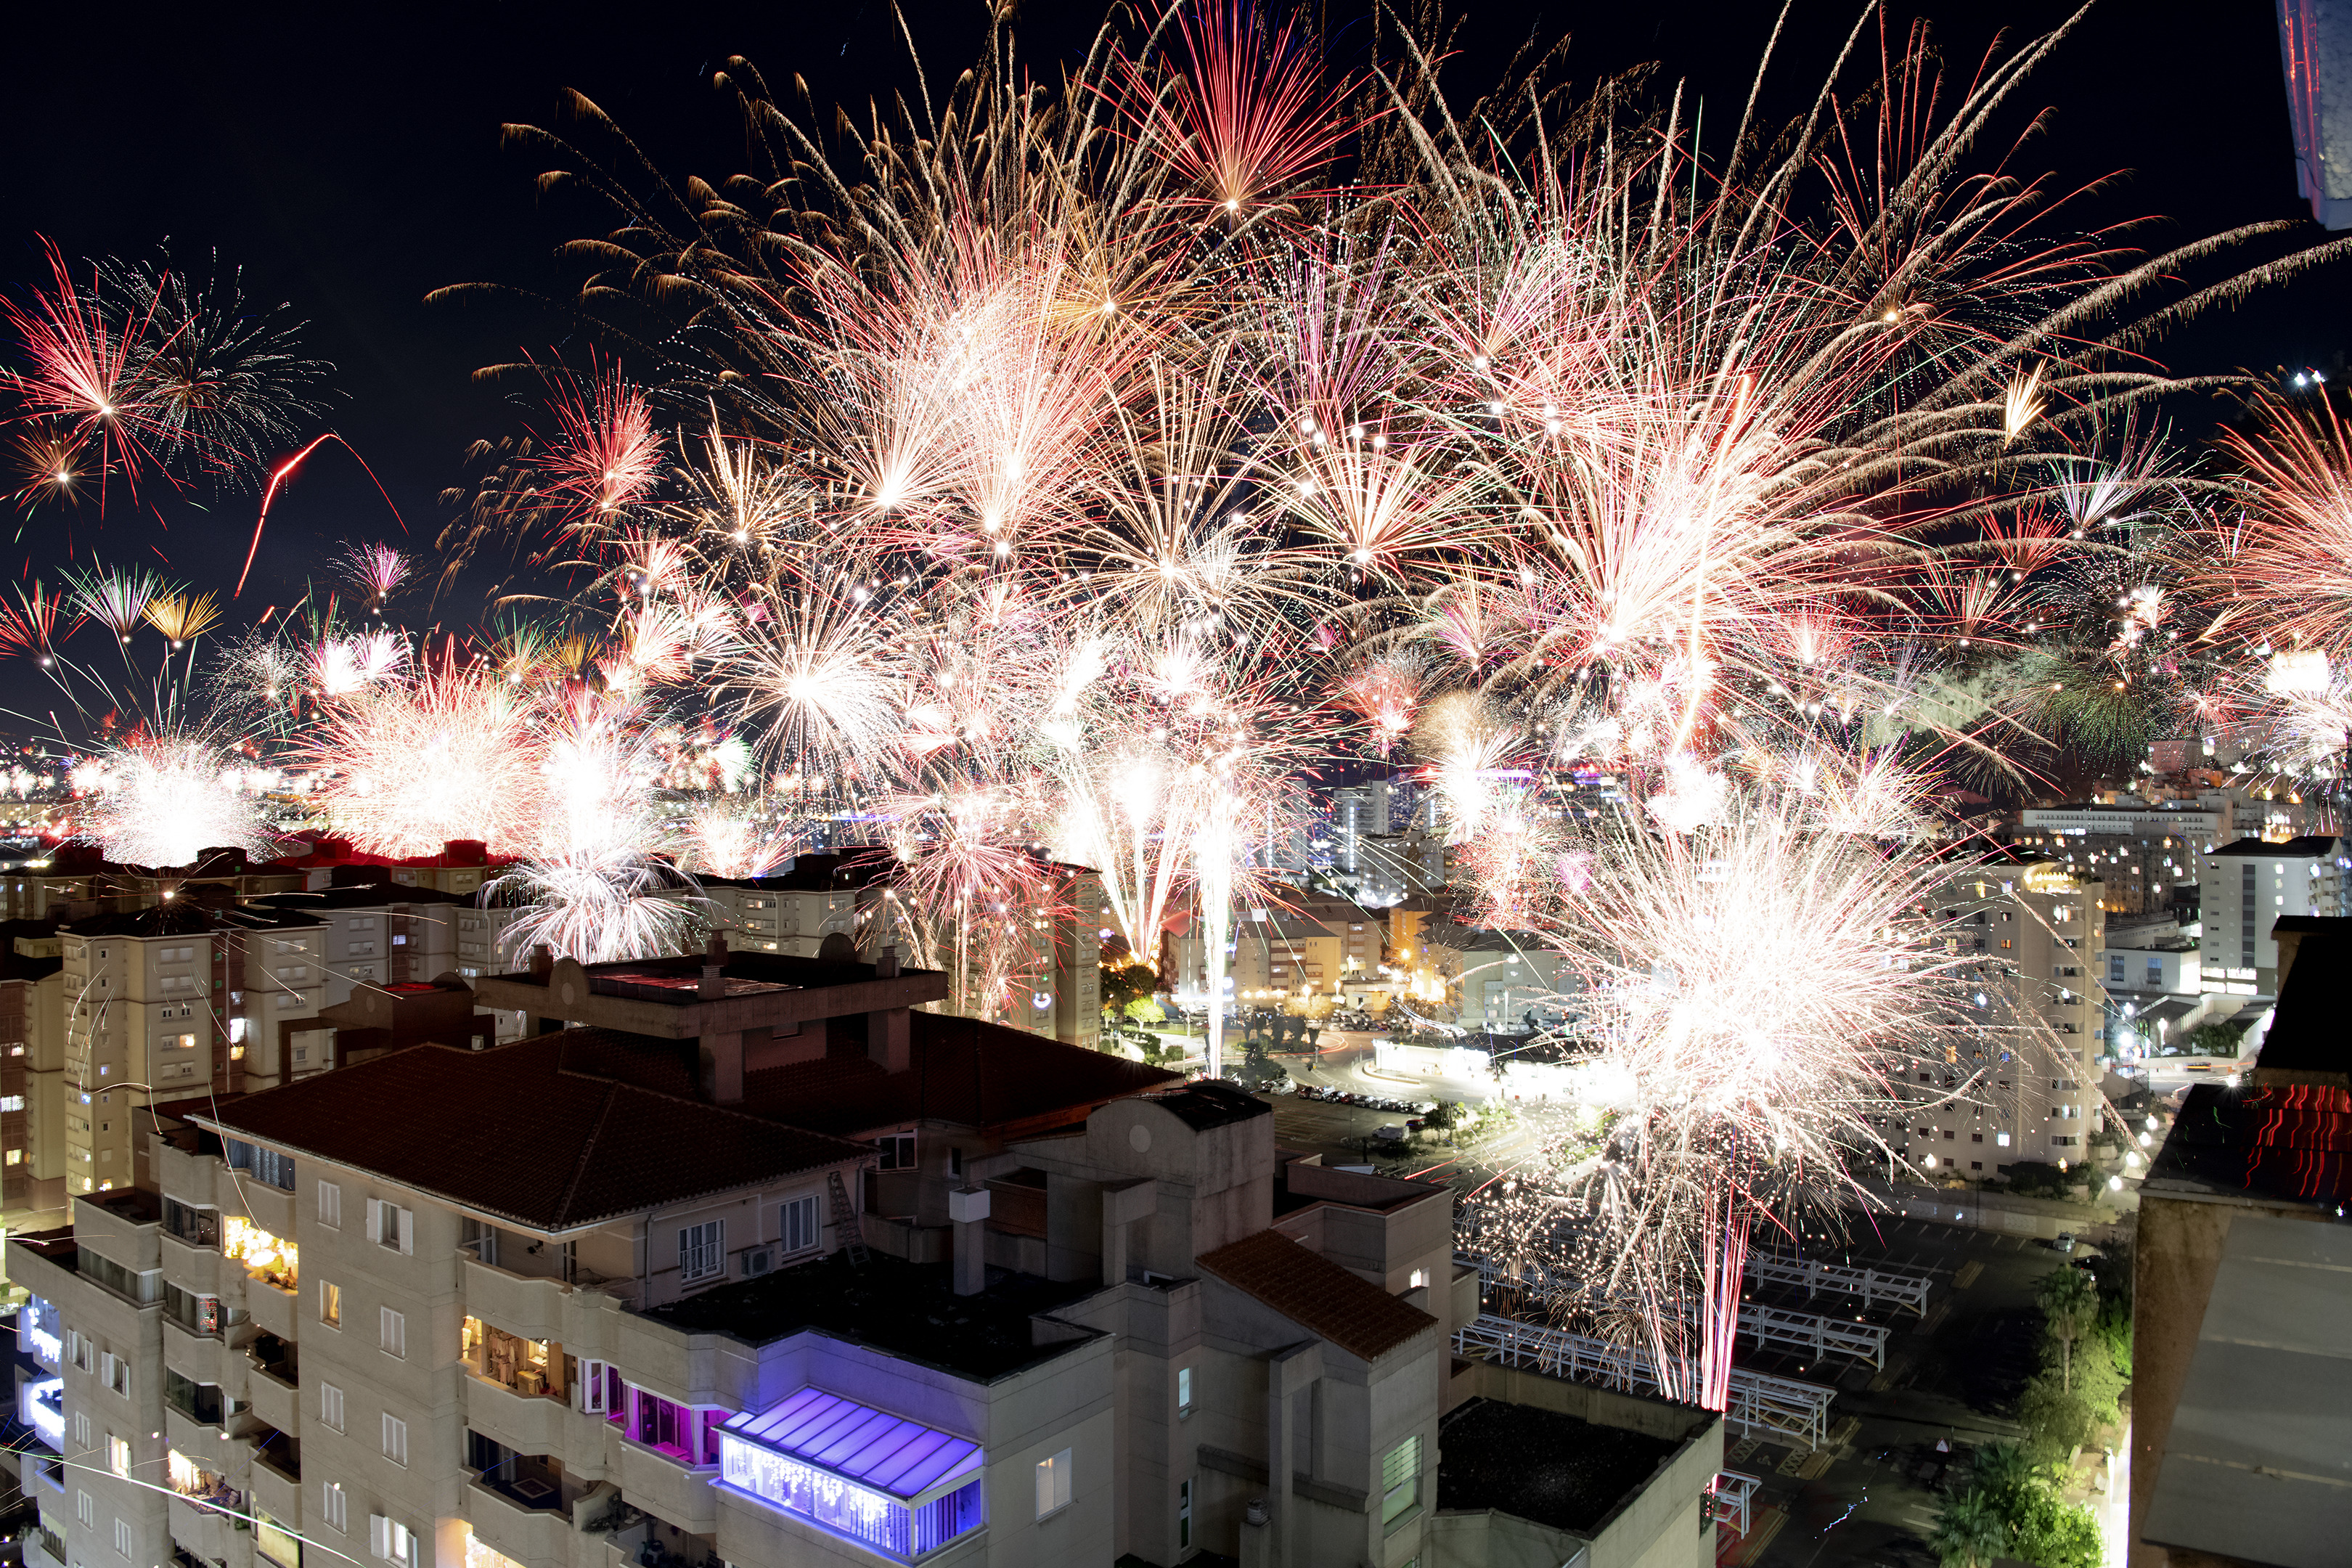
[640, 1251, 1098, 1382]
[1436, 1397, 1681, 1535]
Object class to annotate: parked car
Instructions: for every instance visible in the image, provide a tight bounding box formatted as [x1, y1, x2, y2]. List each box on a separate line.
[2053, 1232, 2077, 1254]
[1373, 1124, 1406, 1146]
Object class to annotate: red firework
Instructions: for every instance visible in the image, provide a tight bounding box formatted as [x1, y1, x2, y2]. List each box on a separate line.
[531, 364, 662, 531]
[0, 237, 178, 508]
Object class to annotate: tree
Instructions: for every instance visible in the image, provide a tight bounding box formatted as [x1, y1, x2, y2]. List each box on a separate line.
[1424, 1101, 1461, 1132]
[2017, 1373, 2096, 1462]
[2038, 1266, 2099, 1393]
[1969, 1440, 2035, 1515]
[1101, 960, 1156, 1016]
[2011, 1485, 2104, 1568]
[1926, 1490, 2006, 1568]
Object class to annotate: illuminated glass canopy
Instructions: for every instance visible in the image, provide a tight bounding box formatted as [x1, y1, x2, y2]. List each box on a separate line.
[718, 1388, 984, 1559]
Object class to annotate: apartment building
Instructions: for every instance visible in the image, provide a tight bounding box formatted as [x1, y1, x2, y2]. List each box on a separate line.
[1898, 856, 2107, 1178]
[54, 905, 232, 1196]
[9, 939, 1717, 1568]
[2012, 787, 2305, 917]
[249, 885, 470, 1013]
[692, 871, 860, 960]
[1419, 923, 1571, 1032]
[0, 922, 66, 1228]
[2198, 835, 2348, 994]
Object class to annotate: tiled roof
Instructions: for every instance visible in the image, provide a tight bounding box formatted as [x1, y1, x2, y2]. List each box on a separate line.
[1197, 1228, 1437, 1361]
[200, 1036, 873, 1231]
[735, 1013, 1177, 1137]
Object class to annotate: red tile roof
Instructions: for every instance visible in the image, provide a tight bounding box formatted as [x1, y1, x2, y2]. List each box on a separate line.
[739, 1013, 1179, 1136]
[1196, 1228, 1438, 1361]
[200, 1036, 873, 1231]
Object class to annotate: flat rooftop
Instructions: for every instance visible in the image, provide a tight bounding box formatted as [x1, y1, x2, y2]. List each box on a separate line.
[1437, 1397, 1681, 1535]
[640, 1251, 1095, 1381]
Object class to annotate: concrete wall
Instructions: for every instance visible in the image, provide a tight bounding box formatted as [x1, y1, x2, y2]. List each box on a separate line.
[2129, 1188, 2337, 1568]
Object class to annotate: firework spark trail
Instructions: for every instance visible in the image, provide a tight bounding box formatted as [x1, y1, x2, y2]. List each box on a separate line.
[76, 733, 282, 867]
[303, 663, 543, 856]
[234, 433, 407, 597]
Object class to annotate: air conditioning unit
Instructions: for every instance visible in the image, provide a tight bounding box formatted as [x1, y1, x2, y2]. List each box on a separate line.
[741, 1246, 777, 1278]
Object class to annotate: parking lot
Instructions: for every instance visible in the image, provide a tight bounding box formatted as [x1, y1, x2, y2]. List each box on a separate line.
[1718, 1219, 2116, 1568]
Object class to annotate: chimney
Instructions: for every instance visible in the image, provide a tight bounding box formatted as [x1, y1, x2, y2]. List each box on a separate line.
[948, 1187, 989, 1294]
[875, 944, 900, 979]
[528, 944, 554, 982]
[700, 931, 730, 999]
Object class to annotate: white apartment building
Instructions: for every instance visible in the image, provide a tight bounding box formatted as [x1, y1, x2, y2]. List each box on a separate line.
[10, 947, 1719, 1568]
[2199, 836, 2348, 994]
[55, 908, 227, 1196]
[1901, 857, 2107, 1177]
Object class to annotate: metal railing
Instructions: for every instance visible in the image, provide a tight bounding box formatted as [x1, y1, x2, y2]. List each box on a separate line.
[1744, 1252, 1932, 1315]
[1453, 1315, 1834, 1449]
[1736, 1302, 1890, 1369]
[1461, 1254, 1892, 1368]
[1711, 1471, 1761, 1536]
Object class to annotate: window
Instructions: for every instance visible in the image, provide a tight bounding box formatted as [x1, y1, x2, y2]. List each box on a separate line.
[1409, 1268, 1429, 1289]
[369, 1516, 416, 1568]
[317, 1181, 342, 1228]
[379, 1307, 406, 1359]
[113, 1518, 132, 1559]
[1382, 1434, 1422, 1525]
[948, 1146, 964, 1178]
[74, 1412, 90, 1450]
[75, 1491, 94, 1529]
[780, 1196, 820, 1255]
[367, 1199, 413, 1254]
[876, 1133, 915, 1170]
[100, 1352, 128, 1398]
[580, 1361, 608, 1416]
[1176, 1366, 1193, 1418]
[322, 1482, 346, 1532]
[106, 1434, 129, 1477]
[68, 1329, 88, 1371]
[320, 1281, 340, 1326]
[381, 1414, 407, 1467]
[1035, 1448, 1073, 1519]
[621, 1386, 722, 1463]
[679, 1220, 724, 1283]
[320, 1384, 345, 1432]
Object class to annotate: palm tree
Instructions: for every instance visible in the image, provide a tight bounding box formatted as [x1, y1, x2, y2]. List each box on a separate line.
[1927, 1490, 2006, 1568]
[1970, 1440, 2035, 1509]
[2038, 1267, 2101, 1393]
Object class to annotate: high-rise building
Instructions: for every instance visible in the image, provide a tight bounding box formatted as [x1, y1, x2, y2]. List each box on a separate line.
[2198, 836, 2347, 995]
[1894, 855, 2107, 1179]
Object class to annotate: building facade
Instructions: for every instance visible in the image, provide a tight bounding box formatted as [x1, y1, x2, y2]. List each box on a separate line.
[1896, 857, 2109, 1179]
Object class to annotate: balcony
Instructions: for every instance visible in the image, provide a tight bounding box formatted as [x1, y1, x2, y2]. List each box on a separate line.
[243, 1272, 298, 1343]
[155, 1134, 221, 1209]
[161, 1318, 228, 1389]
[465, 1374, 569, 1458]
[617, 1444, 718, 1535]
[159, 1234, 221, 1297]
[464, 1255, 573, 1344]
[465, 1445, 578, 1568]
[243, 1419, 301, 1485]
[165, 1497, 235, 1567]
[242, 1336, 299, 1434]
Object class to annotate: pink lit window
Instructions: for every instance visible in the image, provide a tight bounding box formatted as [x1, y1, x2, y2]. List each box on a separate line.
[625, 1386, 723, 1465]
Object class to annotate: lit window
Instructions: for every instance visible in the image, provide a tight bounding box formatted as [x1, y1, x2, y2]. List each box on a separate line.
[1381, 1434, 1422, 1524]
[1035, 1448, 1073, 1519]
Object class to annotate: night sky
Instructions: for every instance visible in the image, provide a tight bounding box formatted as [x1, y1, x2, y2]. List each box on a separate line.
[0, 0, 2333, 623]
